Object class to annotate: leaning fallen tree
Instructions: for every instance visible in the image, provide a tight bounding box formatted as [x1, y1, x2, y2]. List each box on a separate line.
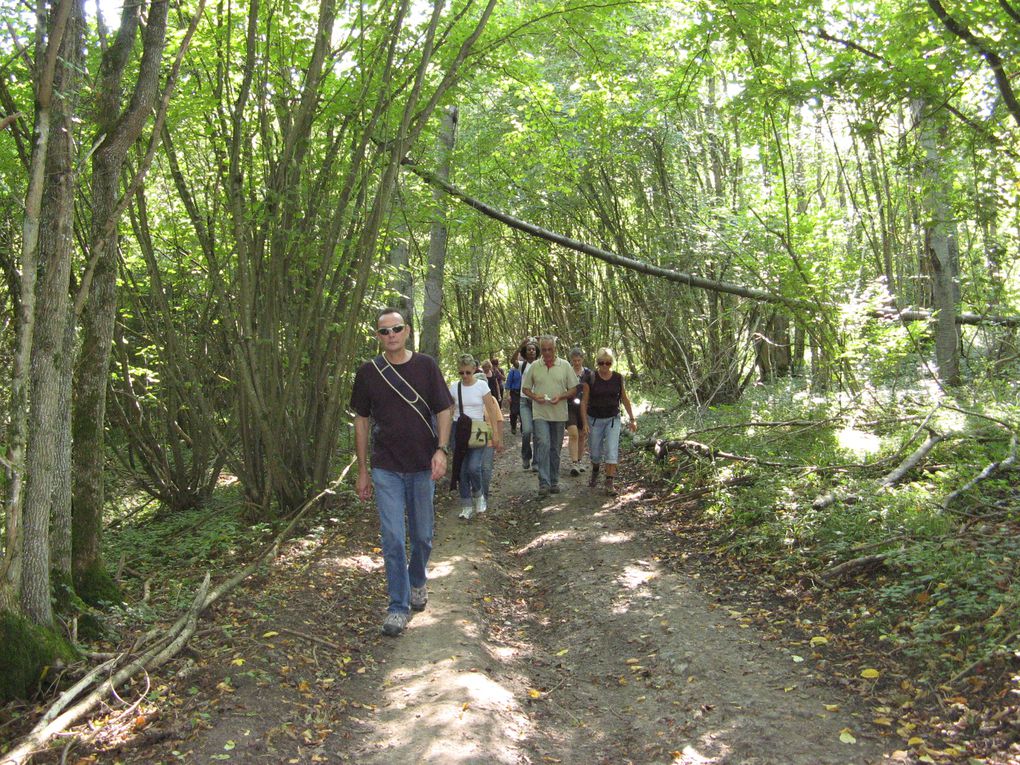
[403, 159, 1020, 329]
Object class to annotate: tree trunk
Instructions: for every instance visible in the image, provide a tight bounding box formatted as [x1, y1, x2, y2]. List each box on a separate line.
[419, 105, 458, 359]
[1, 0, 77, 615]
[72, 0, 169, 584]
[913, 99, 960, 385]
[50, 316, 76, 577]
[387, 237, 414, 346]
[20, 0, 86, 625]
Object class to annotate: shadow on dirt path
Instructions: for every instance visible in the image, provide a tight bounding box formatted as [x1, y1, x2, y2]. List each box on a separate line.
[332, 434, 895, 765]
[93, 431, 904, 765]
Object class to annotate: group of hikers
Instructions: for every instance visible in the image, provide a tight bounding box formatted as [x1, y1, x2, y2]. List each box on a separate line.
[349, 308, 637, 637]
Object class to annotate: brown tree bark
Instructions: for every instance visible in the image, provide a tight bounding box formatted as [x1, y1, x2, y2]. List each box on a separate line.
[71, 0, 170, 586]
[419, 105, 458, 360]
[0, 0, 76, 615]
[19, 0, 86, 625]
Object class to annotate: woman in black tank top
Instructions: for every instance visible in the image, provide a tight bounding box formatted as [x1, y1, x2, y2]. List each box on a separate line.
[581, 348, 637, 495]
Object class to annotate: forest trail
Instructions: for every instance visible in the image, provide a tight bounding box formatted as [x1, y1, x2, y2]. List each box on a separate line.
[100, 433, 901, 765]
[328, 439, 892, 765]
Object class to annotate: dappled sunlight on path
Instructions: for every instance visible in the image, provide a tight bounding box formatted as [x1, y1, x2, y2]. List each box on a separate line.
[335, 427, 896, 764]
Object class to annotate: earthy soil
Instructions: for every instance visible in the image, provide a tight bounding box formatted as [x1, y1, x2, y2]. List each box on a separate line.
[43, 433, 914, 764]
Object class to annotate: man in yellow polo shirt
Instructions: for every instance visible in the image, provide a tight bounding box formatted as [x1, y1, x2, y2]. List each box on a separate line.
[522, 335, 579, 497]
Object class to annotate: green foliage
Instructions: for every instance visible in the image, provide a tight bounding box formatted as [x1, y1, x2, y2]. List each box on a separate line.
[105, 486, 270, 600]
[0, 612, 77, 703]
[636, 375, 1020, 683]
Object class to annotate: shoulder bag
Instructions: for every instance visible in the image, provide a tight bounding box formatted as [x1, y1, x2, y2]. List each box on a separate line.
[459, 383, 492, 448]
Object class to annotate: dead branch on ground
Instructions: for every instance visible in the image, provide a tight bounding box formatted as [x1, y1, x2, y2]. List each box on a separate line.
[878, 432, 948, 487]
[943, 434, 1018, 511]
[1, 462, 355, 765]
[820, 553, 890, 581]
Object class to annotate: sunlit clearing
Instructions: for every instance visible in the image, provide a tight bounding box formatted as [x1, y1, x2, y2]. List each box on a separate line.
[333, 554, 383, 572]
[673, 744, 712, 763]
[617, 562, 658, 590]
[489, 645, 521, 661]
[836, 427, 882, 457]
[598, 531, 635, 544]
[514, 529, 578, 555]
[427, 557, 462, 580]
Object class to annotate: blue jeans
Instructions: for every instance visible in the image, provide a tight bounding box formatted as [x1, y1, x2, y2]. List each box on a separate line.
[520, 398, 534, 466]
[458, 447, 486, 506]
[371, 468, 435, 614]
[481, 446, 494, 499]
[589, 416, 621, 464]
[532, 419, 565, 489]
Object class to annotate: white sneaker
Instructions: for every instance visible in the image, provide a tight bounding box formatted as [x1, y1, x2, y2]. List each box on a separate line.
[459, 506, 474, 520]
[474, 495, 487, 514]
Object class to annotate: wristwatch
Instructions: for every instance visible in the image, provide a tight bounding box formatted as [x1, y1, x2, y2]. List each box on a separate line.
[438, 444, 451, 455]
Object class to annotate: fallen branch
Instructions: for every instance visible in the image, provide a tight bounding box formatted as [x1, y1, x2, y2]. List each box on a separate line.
[641, 437, 800, 468]
[404, 159, 1020, 327]
[820, 553, 890, 581]
[811, 492, 861, 510]
[879, 432, 947, 487]
[277, 627, 343, 652]
[1, 461, 355, 765]
[943, 434, 1018, 511]
[664, 475, 758, 505]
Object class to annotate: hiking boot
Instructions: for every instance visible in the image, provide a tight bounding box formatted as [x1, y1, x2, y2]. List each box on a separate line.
[569, 464, 580, 477]
[381, 611, 409, 636]
[537, 486, 549, 498]
[410, 585, 428, 612]
[605, 477, 617, 496]
[550, 485, 561, 494]
[522, 460, 530, 471]
[589, 464, 600, 488]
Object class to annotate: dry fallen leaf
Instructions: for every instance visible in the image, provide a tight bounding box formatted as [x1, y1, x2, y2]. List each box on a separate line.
[860, 668, 880, 679]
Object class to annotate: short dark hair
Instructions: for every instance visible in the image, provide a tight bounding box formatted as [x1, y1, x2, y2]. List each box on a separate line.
[377, 307, 407, 325]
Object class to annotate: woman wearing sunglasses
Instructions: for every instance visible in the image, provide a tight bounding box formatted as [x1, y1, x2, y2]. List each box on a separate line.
[449, 353, 504, 518]
[581, 348, 637, 496]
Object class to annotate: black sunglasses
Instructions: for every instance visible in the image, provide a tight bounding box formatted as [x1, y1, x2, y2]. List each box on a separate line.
[377, 324, 406, 336]
[597, 360, 612, 366]
[459, 370, 475, 376]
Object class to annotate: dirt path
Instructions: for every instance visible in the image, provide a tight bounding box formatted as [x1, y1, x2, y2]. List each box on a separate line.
[99, 434, 902, 764]
[330, 437, 893, 765]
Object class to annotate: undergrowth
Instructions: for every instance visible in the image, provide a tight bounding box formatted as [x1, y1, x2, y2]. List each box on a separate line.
[631, 376, 1020, 686]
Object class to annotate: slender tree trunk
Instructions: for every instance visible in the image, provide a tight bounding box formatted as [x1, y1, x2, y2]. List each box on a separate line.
[20, 0, 85, 624]
[419, 105, 458, 359]
[1, 0, 76, 614]
[914, 99, 961, 385]
[51, 315, 76, 576]
[72, 0, 169, 584]
[388, 236, 414, 346]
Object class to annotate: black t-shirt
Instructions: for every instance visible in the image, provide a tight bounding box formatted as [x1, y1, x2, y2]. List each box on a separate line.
[350, 352, 454, 473]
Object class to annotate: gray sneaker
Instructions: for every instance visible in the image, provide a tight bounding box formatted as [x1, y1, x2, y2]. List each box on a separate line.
[549, 485, 561, 494]
[381, 611, 409, 636]
[410, 585, 428, 612]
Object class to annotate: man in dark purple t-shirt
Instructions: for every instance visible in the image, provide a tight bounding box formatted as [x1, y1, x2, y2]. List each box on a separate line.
[350, 309, 454, 636]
